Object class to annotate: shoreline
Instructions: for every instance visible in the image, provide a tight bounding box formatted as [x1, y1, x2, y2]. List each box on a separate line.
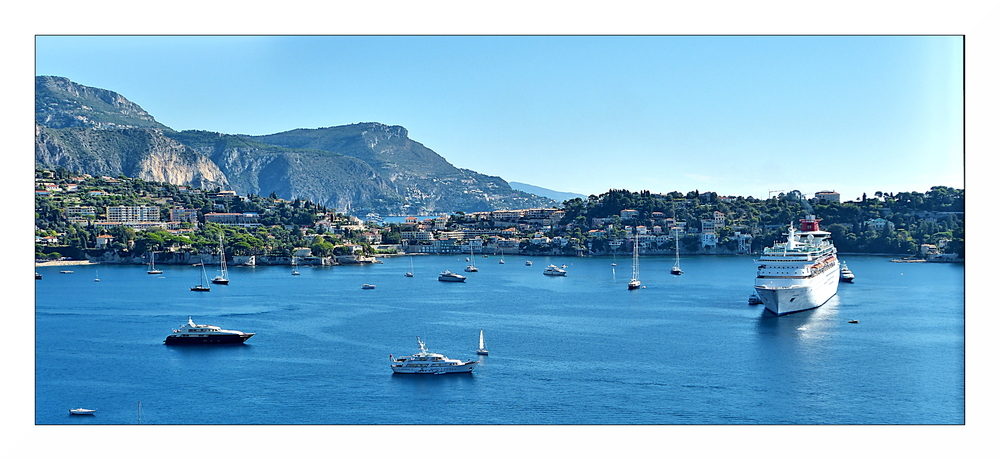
[35, 260, 98, 267]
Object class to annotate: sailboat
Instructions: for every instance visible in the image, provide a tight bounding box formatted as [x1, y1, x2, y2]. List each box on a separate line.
[405, 257, 414, 277]
[499, 248, 505, 264]
[191, 258, 211, 291]
[464, 244, 478, 272]
[476, 329, 489, 355]
[211, 234, 229, 284]
[671, 235, 683, 275]
[94, 268, 100, 282]
[147, 251, 162, 274]
[291, 255, 300, 276]
[628, 234, 641, 290]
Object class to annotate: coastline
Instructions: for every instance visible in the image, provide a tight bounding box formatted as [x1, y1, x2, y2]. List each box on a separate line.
[34, 260, 98, 267]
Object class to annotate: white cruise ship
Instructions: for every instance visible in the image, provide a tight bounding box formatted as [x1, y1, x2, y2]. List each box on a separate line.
[754, 215, 839, 316]
[389, 337, 477, 374]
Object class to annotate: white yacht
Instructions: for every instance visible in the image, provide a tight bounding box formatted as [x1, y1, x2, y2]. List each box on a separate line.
[754, 215, 839, 316]
[389, 337, 477, 374]
[840, 262, 855, 283]
[164, 317, 255, 345]
[438, 270, 467, 282]
[69, 408, 96, 415]
[543, 264, 567, 276]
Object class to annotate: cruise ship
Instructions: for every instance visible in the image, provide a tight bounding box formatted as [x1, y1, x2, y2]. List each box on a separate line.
[754, 215, 839, 316]
[163, 317, 255, 344]
[389, 337, 477, 374]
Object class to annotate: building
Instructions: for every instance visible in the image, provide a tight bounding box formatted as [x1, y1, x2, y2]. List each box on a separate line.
[864, 218, 894, 232]
[170, 207, 199, 223]
[106, 205, 160, 223]
[204, 212, 262, 228]
[620, 209, 639, 220]
[65, 206, 97, 224]
[815, 190, 841, 203]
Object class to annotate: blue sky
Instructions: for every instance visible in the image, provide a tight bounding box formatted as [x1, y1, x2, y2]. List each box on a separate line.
[35, 35, 963, 201]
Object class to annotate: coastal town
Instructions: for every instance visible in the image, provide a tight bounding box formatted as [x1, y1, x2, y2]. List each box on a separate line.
[34, 168, 964, 267]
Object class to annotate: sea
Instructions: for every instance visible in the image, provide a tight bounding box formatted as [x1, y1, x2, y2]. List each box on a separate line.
[34, 254, 964, 425]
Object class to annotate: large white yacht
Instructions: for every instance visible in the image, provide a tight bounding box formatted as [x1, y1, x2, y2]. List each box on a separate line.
[754, 215, 839, 315]
[543, 264, 567, 276]
[164, 317, 255, 345]
[438, 270, 467, 282]
[389, 337, 477, 374]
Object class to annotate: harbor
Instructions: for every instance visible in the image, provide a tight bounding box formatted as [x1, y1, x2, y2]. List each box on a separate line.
[35, 253, 964, 424]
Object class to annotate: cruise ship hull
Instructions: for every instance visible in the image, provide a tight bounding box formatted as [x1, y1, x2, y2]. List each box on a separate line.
[755, 268, 839, 316]
[164, 333, 253, 345]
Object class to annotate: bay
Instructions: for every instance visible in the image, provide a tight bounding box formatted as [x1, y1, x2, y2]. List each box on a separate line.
[34, 254, 964, 425]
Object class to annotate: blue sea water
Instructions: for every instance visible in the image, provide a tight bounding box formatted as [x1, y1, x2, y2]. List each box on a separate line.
[34, 254, 964, 425]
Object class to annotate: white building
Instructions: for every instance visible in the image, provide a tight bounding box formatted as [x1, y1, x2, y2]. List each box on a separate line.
[106, 205, 160, 223]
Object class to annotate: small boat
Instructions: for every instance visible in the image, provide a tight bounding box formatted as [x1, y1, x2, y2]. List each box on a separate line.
[499, 249, 505, 264]
[671, 236, 683, 275]
[438, 270, 467, 282]
[211, 234, 229, 285]
[147, 251, 162, 274]
[476, 329, 489, 355]
[191, 259, 211, 291]
[405, 257, 414, 277]
[35, 272, 42, 280]
[848, 320, 859, 324]
[465, 246, 478, 272]
[69, 408, 96, 415]
[164, 316, 254, 344]
[94, 269, 100, 282]
[543, 264, 567, 276]
[525, 260, 533, 266]
[840, 262, 855, 283]
[362, 284, 376, 290]
[389, 337, 477, 374]
[60, 270, 73, 274]
[748, 292, 762, 305]
[628, 234, 641, 290]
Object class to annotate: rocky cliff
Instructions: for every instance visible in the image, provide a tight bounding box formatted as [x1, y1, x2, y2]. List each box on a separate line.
[35, 76, 557, 214]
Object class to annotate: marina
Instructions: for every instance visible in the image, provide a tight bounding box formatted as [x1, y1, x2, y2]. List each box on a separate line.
[35, 254, 963, 424]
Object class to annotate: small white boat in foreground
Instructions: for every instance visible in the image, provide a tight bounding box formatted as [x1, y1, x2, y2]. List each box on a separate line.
[390, 337, 477, 374]
[362, 284, 376, 290]
[69, 408, 96, 415]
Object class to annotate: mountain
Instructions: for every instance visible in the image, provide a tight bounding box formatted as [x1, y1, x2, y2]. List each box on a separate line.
[34, 76, 558, 214]
[251, 124, 555, 214]
[509, 182, 588, 203]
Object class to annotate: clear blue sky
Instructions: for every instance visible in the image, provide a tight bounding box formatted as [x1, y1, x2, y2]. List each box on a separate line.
[35, 35, 963, 201]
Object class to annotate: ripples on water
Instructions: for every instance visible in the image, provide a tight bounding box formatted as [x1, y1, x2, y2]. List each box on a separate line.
[35, 255, 963, 425]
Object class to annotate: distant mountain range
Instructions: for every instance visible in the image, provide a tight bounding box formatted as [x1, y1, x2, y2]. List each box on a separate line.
[34, 76, 558, 214]
[508, 182, 588, 203]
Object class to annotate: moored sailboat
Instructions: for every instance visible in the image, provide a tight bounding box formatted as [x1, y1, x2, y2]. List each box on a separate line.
[191, 259, 211, 291]
[628, 233, 641, 290]
[211, 234, 229, 285]
[477, 329, 489, 355]
[671, 236, 683, 275]
[147, 251, 162, 274]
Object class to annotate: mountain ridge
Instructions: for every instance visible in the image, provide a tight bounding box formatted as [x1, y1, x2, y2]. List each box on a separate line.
[34, 76, 558, 214]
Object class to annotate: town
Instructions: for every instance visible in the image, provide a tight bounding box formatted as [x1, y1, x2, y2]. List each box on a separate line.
[34, 168, 964, 266]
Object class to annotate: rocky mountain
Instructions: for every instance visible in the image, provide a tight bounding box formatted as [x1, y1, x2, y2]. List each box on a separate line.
[34, 76, 558, 214]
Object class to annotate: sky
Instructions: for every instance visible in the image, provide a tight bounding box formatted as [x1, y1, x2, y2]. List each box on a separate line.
[33, 35, 964, 202]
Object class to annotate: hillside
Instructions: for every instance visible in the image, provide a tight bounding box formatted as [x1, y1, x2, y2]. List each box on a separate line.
[34, 76, 558, 214]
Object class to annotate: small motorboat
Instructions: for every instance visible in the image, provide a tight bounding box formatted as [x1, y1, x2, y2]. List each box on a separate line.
[60, 270, 74, 274]
[35, 272, 42, 280]
[69, 408, 96, 415]
[748, 292, 762, 305]
[362, 284, 376, 290]
[848, 320, 859, 324]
